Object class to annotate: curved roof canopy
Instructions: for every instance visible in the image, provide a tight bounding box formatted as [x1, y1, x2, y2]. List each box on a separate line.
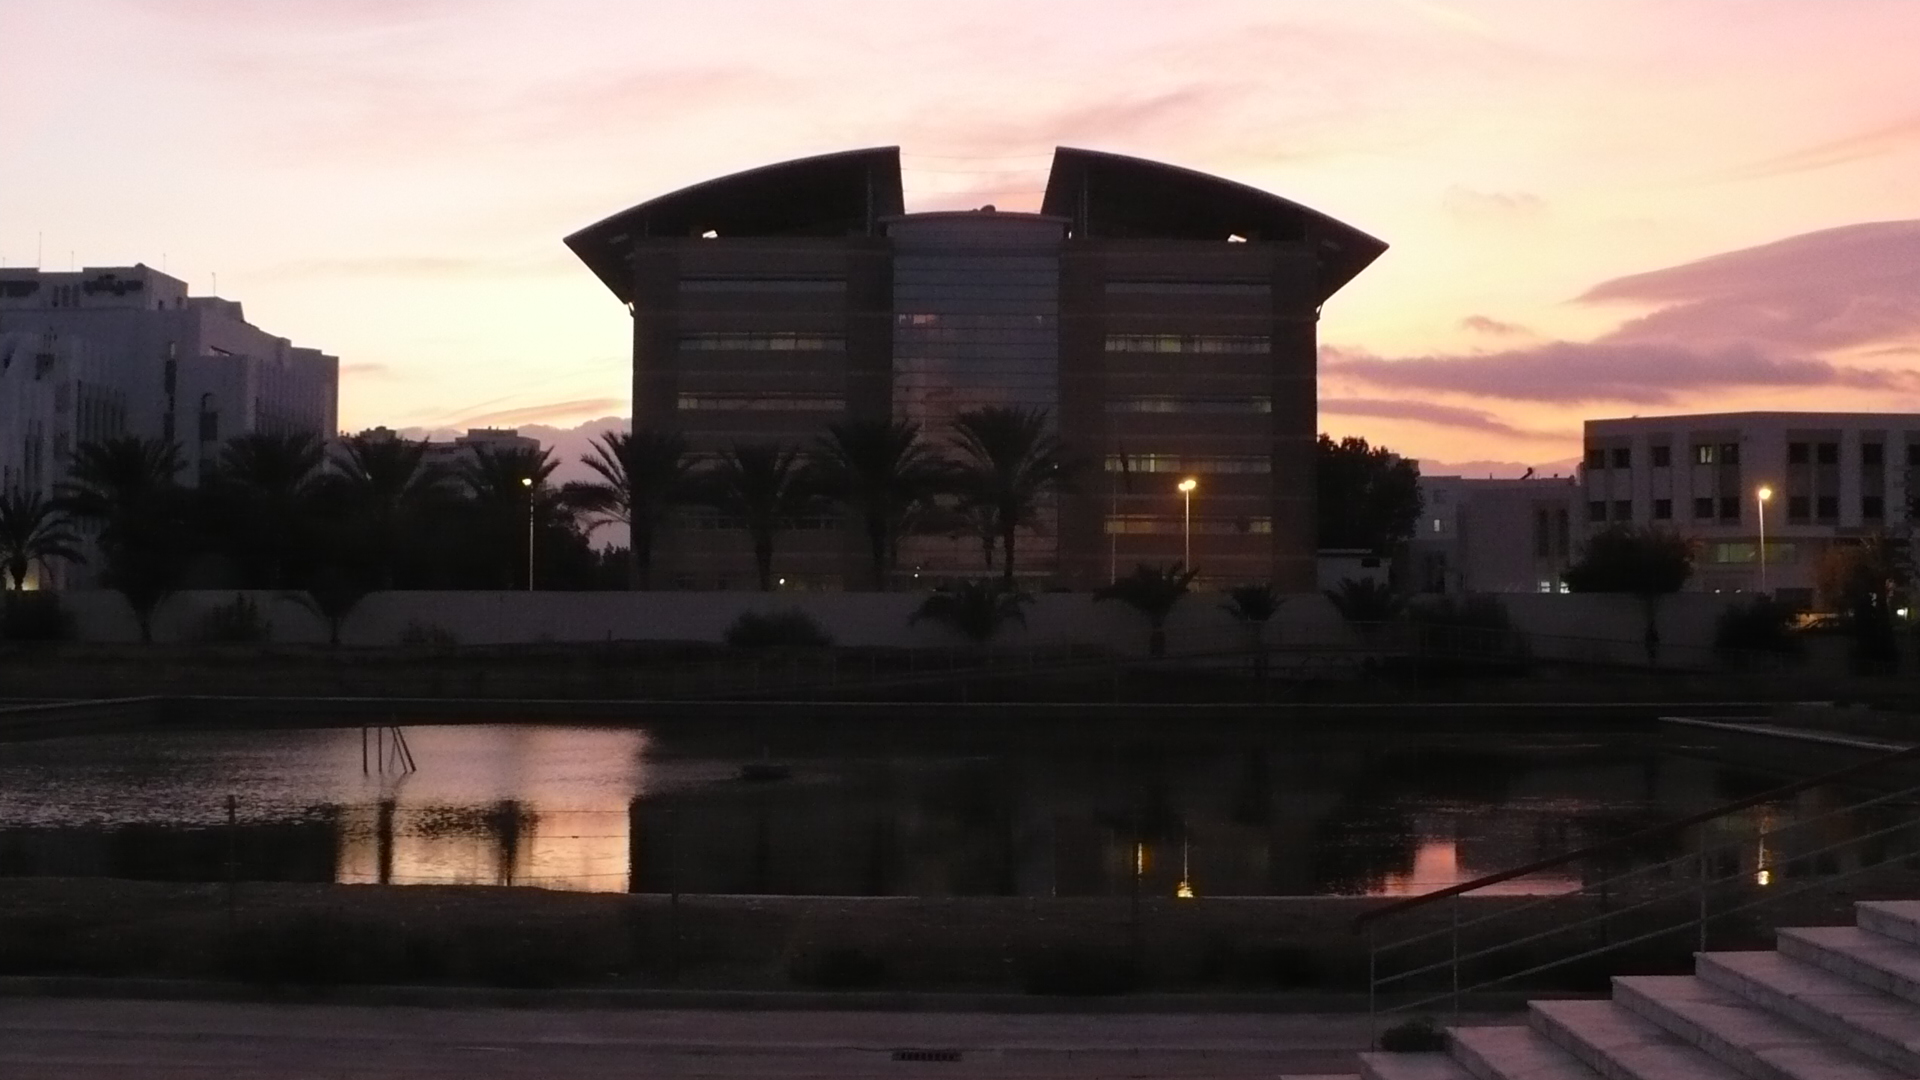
[567, 145, 1382, 305]
[1041, 147, 1386, 302]
[564, 147, 904, 302]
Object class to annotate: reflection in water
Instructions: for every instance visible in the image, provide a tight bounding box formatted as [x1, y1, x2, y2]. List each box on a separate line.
[0, 725, 1912, 898]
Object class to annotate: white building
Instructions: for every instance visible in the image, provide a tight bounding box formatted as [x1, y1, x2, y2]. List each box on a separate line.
[346, 426, 541, 477]
[1410, 473, 1581, 594]
[1583, 412, 1920, 603]
[0, 265, 338, 491]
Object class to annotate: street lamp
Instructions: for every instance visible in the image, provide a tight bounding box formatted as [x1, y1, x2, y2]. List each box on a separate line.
[1756, 485, 1773, 595]
[520, 477, 535, 592]
[1177, 478, 1198, 568]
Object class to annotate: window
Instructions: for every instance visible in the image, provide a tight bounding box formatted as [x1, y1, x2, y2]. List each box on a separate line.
[679, 332, 843, 351]
[1787, 495, 1810, 522]
[1693, 497, 1714, 519]
[1652, 498, 1672, 520]
[676, 394, 844, 412]
[1104, 515, 1271, 534]
[1610, 447, 1631, 469]
[1105, 397, 1271, 414]
[679, 277, 845, 294]
[1104, 454, 1270, 474]
[1694, 444, 1715, 465]
[1816, 495, 1839, 520]
[1720, 496, 1740, 521]
[1651, 445, 1672, 467]
[1864, 495, 1886, 519]
[1909, 443, 1920, 467]
[1788, 442, 1809, 465]
[1584, 448, 1606, 470]
[1721, 443, 1741, 465]
[1432, 517, 1443, 533]
[1104, 334, 1270, 354]
[1864, 443, 1885, 467]
[1614, 499, 1632, 521]
[1104, 280, 1269, 297]
[1816, 442, 1839, 465]
[1533, 509, 1550, 557]
[1588, 501, 1607, 523]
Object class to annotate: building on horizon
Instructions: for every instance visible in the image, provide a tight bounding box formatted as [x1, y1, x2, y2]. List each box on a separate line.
[564, 146, 1385, 590]
[345, 425, 542, 477]
[1409, 472, 1581, 595]
[1583, 412, 1920, 605]
[0, 265, 338, 493]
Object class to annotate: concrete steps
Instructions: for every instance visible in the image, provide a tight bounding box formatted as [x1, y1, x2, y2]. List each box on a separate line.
[1359, 899, 1920, 1080]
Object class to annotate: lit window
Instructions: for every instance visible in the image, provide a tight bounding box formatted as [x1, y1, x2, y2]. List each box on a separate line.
[1104, 454, 1271, 474]
[679, 333, 844, 352]
[1432, 518, 1442, 533]
[676, 394, 844, 412]
[1104, 334, 1271, 354]
[1104, 397, 1271, 414]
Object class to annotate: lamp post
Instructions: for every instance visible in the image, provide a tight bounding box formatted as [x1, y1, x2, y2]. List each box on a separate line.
[520, 477, 535, 592]
[1177, 478, 1198, 568]
[1756, 485, 1773, 595]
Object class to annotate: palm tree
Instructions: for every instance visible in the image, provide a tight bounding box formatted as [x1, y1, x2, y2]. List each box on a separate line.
[565, 429, 695, 589]
[0, 490, 84, 590]
[213, 432, 327, 588]
[701, 442, 818, 591]
[1223, 583, 1283, 678]
[911, 580, 1031, 645]
[459, 444, 562, 589]
[1094, 561, 1199, 657]
[57, 436, 188, 642]
[813, 418, 948, 590]
[1323, 577, 1405, 623]
[330, 431, 447, 589]
[948, 406, 1075, 588]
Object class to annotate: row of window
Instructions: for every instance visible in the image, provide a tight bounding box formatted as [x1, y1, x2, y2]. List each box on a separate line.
[1103, 454, 1271, 474]
[679, 333, 843, 351]
[1589, 494, 1886, 524]
[679, 278, 845, 294]
[1104, 515, 1273, 535]
[675, 394, 845, 412]
[1104, 396, 1271, 415]
[1105, 334, 1271, 354]
[1705, 542, 1799, 565]
[1586, 440, 1920, 470]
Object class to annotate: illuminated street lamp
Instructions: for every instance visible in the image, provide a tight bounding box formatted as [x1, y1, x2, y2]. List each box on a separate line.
[521, 477, 535, 592]
[1177, 477, 1198, 568]
[1756, 485, 1773, 595]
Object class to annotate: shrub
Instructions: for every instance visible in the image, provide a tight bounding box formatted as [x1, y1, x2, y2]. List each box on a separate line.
[724, 609, 833, 649]
[1404, 594, 1528, 675]
[1716, 596, 1802, 663]
[1016, 947, 1136, 996]
[1193, 940, 1325, 989]
[397, 619, 460, 648]
[196, 594, 270, 644]
[1, 592, 70, 643]
[787, 945, 888, 989]
[1379, 1017, 1449, 1052]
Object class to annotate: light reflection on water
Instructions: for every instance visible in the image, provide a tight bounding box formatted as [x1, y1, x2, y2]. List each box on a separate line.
[0, 724, 1864, 898]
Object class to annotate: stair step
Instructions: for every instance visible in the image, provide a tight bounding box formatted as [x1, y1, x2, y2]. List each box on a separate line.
[1359, 1051, 1474, 1080]
[1450, 1024, 1602, 1080]
[1857, 901, 1920, 947]
[1530, 999, 1749, 1080]
[1613, 974, 1901, 1080]
[1778, 926, 1920, 1005]
[1698, 951, 1920, 1075]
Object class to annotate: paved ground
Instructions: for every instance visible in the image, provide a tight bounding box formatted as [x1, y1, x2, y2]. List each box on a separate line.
[0, 998, 1514, 1078]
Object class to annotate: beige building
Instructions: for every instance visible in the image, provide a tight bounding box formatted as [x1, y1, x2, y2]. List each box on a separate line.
[1410, 474, 1582, 595]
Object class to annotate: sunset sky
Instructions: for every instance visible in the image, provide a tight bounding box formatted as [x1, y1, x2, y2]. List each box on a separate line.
[6, 0, 1920, 474]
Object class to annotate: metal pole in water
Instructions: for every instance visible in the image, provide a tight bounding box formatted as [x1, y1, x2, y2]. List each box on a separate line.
[361, 727, 368, 775]
[666, 808, 680, 982]
[225, 794, 238, 922]
[1451, 894, 1462, 1018]
[1697, 828, 1710, 953]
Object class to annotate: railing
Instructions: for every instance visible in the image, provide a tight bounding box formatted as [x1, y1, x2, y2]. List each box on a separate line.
[1353, 732, 1920, 1038]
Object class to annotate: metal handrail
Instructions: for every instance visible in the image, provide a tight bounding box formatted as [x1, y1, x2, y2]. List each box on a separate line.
[1354, 733, 1920, 931]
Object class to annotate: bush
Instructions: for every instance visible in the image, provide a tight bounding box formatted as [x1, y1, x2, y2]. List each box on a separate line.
[397, 619, 460, 648]
[1016, 947, 1136, 996]
[1379, 1017, 1449, 1052]
[1404, 594, 1528, 675]
[788, 945, 888, 989]
[196, 594, 270, 644]
[724, 609, 833, 649]
[1193, 940, 1325, 989]
[1, 592, 70, 642]
[1716, 596, 1802, 663]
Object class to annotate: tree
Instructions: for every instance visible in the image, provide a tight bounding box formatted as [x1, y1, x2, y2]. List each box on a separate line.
[566, 429, 695, 589]
[1563, 526, 1693, 666]
[911, 580, 1032, 644]
[1317, 435, 1422, 552]
[57, 436, 190, 642]
[212, 431, 327, 588]
[1222, 583, 1283, 678]
[0, 490, 84, 590]
[459, 443, 562, 589]
[948, 406, 1076, 587]
[329, 431, 447, 589]
[1816, 534, 1908, 672]
[1095, 561, 1198, 657]
[812, 418, 948, 590]
[700, 442, 818, 591]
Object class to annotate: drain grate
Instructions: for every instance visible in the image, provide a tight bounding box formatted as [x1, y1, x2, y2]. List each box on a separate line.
[891, 1049, 963, 1063]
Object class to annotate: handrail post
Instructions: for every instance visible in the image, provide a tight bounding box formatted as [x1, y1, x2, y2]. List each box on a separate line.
[1451, 893, 1462, 1018]
[1697, 826, 1710, 954]
[1367, 922, 1378, 1049]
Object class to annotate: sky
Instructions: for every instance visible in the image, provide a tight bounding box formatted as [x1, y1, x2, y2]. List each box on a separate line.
[5, 0, 1920, 477]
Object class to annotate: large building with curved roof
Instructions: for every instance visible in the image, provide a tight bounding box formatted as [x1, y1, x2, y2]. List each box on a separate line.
[565, 146, 1384, 590]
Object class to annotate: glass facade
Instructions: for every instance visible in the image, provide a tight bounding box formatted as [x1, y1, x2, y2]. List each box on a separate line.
[889, 214, 1065, 577]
